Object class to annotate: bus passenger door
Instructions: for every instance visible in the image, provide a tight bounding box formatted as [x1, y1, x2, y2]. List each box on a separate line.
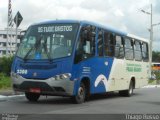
[73, 25, 96, 94]
[93, 29, 115, 93]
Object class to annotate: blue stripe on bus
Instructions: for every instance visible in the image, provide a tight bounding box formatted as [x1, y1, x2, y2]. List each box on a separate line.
[72, 57, 114, 95]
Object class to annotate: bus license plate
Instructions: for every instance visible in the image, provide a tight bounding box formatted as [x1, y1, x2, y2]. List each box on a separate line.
[29, 88, 41, 93]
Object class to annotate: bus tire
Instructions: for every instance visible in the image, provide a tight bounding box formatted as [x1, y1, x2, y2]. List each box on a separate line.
[119, 81, 134, 97]
[25, 92, 40, 102]
[71, 83, 86, 104]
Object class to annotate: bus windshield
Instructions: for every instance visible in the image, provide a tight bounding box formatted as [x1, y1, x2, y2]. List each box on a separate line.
[17, 23, 79, 60]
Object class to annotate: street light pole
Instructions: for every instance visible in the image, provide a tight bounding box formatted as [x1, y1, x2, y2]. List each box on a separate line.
[141, 4, 160, 78]
[150, 4, 153, 71]
[141, 4, 153, 77]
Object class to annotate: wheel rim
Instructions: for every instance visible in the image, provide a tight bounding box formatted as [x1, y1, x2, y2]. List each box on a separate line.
[77, 86, 85, 101]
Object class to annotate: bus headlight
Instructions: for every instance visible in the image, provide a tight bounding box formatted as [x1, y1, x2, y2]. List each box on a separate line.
[11, 72, 19, 79]
[54, 73, 71, 80]
[55, 75, 60, 80]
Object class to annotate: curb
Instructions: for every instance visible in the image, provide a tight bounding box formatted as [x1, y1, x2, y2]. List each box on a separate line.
[0, 95, 7, 102]
[0, 94, 25, 102]
[143, 85, 160, 88]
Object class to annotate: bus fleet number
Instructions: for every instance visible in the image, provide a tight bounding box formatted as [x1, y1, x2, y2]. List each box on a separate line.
[17, 69, 28, 74]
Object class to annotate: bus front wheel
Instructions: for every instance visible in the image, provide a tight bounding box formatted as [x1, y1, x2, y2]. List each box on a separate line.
[71, 83, 86, 104]
[119, 81, 134, 97]
[25, 92, 40, 102]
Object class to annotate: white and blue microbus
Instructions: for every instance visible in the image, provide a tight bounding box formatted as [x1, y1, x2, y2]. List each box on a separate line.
[11, 20, 150, 103]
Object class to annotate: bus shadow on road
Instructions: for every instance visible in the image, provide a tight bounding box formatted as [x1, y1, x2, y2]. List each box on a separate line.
[88, 92, 141, 102]
[23, 92, 142, 105]
[26, 97, 74, 105]
[89, 92, 120, 101]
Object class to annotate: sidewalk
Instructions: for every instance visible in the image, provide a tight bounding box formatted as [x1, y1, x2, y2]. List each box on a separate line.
[0, 89, 24, 101]
[0, 89, 22, 96]
[0, 89, 15, 96]
[142, 85, 160, 88]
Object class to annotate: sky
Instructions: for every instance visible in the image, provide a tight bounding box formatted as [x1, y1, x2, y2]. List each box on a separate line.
[0, 0, 160, 51]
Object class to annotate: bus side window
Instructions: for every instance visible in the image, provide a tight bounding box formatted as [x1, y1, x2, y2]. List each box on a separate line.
[142, 42, 149, 62]
[104, 32, 115, 57]
[74, 25, 96, 64]
[134, 40, 142, 61]
[115, 35, 124, 58]
[125, 38, 134, 60]
[98, 29, 104, 56]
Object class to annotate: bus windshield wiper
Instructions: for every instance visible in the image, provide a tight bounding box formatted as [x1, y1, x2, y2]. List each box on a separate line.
[43, 39, 52, 63]
[23, 44, 38, 62]
[44, 48, 52, 63]
[23, 38, 41, 61]
[24, 37, 52, 63]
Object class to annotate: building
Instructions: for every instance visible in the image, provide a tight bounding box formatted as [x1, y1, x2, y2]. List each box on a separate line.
[0, 28, 21, 57]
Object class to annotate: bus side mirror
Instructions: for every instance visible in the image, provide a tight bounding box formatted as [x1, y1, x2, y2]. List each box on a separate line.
[131, 40, 134, 46]
[20, 30, 26, 43]
[20, 35, 23, 41]
[121, 38, 125, 45]
[81, 30, 88, 40]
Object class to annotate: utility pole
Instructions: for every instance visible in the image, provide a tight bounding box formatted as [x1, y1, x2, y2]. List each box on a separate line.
[141, 4, 160, 78]
[6, 19, 9, 57]
[6, 0, 10, 57]
[141, 4, 153, 77]
[150, 4, 153, 71]
[15, 14, 18, 50]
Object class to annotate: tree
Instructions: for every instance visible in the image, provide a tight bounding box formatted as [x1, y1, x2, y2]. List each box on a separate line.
[152, 51, 160, 62]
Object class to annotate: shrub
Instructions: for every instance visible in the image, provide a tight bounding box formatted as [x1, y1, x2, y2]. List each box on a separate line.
[0, 56, 14, 76]
[155, 72, 160, 80]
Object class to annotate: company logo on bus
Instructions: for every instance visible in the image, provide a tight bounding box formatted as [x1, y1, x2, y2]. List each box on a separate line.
[33, 72, 37, 77]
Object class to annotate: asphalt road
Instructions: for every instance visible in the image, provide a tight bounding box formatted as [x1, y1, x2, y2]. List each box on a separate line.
[0, 87, 160, 114]
[0, 88, 160, 120]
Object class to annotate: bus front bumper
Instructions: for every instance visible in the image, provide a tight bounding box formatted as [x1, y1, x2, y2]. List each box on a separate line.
[11, 73, 75, 96]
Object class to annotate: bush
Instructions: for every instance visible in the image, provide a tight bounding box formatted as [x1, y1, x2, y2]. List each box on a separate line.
[0, 73, 11, 89]
[155, 72, 160, 80]
[0, 56, 14, 76]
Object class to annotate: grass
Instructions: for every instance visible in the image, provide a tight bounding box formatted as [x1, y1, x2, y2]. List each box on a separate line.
[0, 73, 12, 90]
[149, 72, 160, 85]
[148, 80, 157, 85]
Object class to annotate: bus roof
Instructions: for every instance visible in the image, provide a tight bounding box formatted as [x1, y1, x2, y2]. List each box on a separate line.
[33, 20, 149, 43]
[127, 34, 149, 43]
[34, 19, 80, 25]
